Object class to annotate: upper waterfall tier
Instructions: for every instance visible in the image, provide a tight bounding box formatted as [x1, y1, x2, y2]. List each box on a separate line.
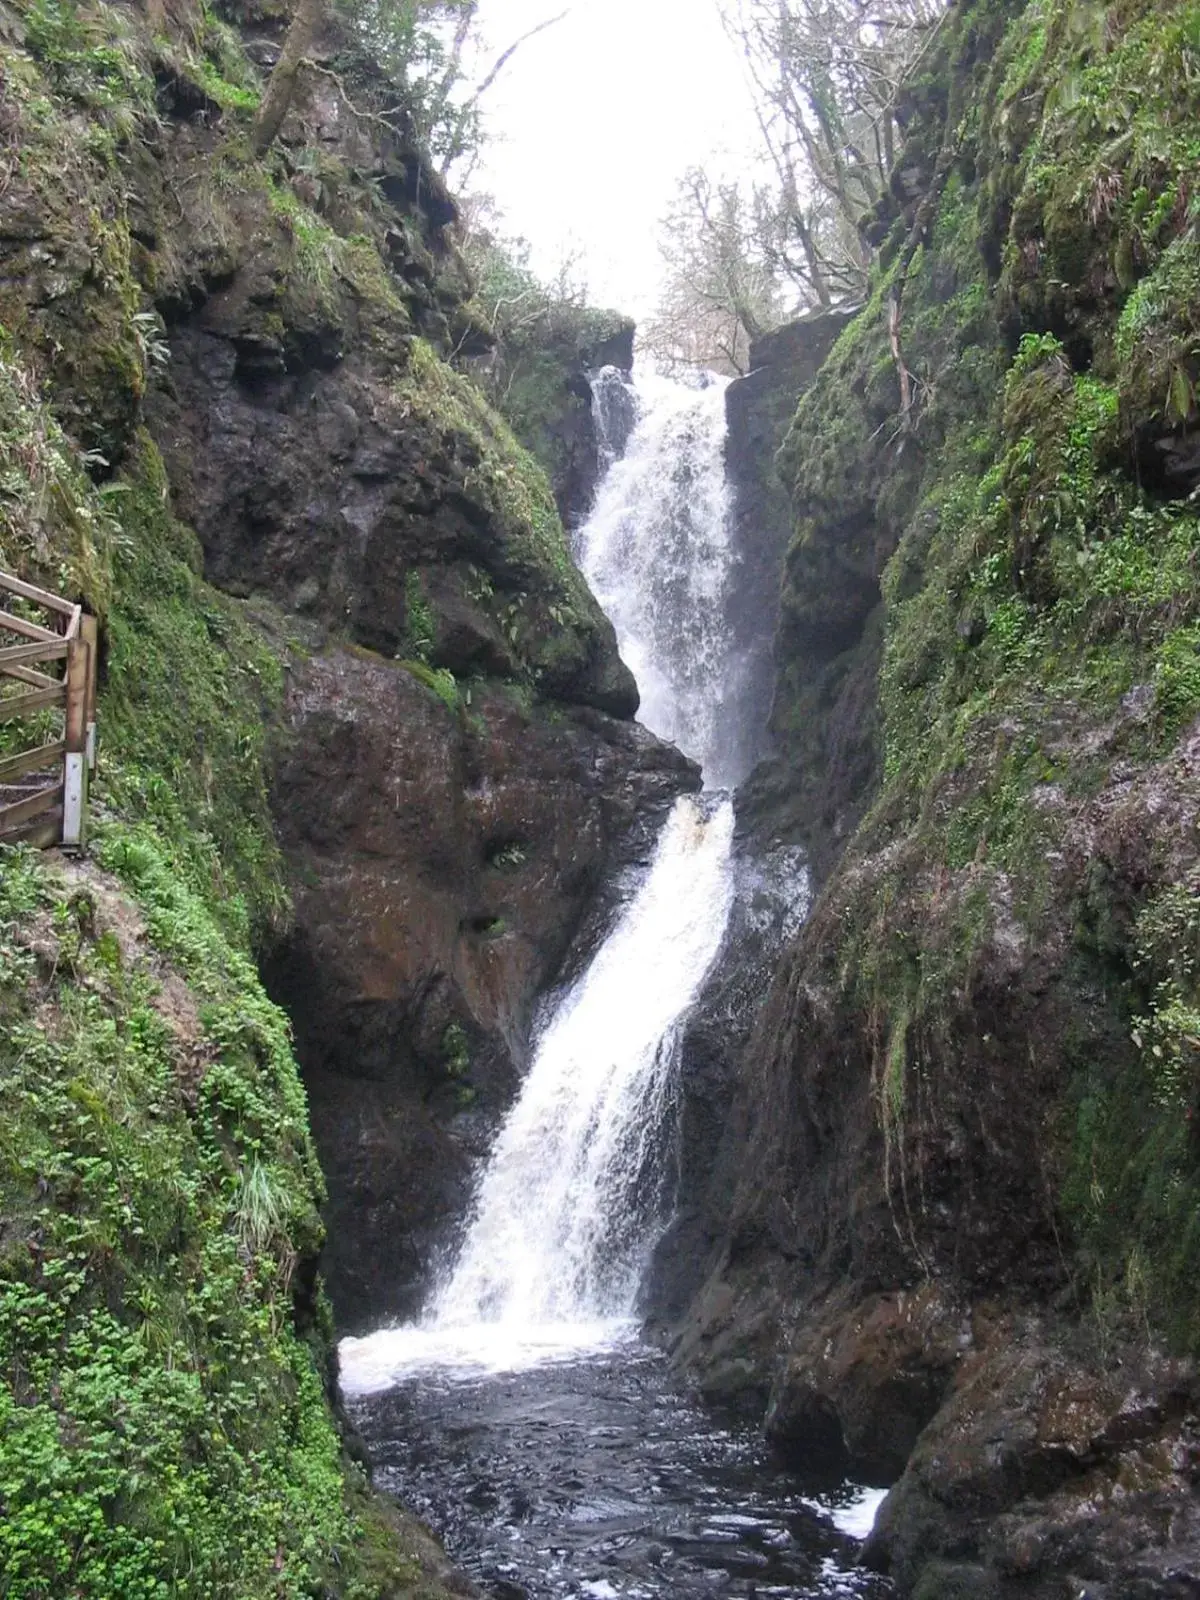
[580, 370, 750, 790]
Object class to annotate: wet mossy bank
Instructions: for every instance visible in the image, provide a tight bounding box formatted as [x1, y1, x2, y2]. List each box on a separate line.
[0, 0, 689, 1589]
[671, 0, 1200, 1594]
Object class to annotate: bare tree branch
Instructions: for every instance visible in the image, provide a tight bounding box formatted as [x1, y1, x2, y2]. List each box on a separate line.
[472, 9, 570, 100]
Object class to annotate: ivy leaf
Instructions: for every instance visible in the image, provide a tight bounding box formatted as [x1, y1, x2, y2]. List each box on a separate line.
[1168, 362, 1195, 424]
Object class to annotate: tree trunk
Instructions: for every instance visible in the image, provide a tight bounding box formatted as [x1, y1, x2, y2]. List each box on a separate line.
[252, 0, 326, 157]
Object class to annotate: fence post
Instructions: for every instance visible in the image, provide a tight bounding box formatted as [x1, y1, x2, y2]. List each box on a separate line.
[62, 631, 89, 852]
[81, 613, 98, 772]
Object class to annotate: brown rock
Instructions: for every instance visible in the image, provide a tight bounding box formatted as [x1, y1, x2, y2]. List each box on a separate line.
[263, 646, 699, 1330]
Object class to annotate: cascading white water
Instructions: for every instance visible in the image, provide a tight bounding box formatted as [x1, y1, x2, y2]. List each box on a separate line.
[341, 367, 741, 1394]
[580, 370, 744, 790]
[434, 796, 734, 1329]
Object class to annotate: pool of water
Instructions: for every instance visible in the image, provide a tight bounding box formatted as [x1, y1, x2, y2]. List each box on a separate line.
[341, 1329, 893, 1600]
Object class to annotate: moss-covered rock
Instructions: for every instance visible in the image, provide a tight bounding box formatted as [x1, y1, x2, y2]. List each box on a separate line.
[0, 0, 657, 1586]
[676, 0, 1200, 1590]
[470, 291, 636, 528]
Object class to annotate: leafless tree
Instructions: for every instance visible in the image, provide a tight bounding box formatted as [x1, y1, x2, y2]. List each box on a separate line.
[721, 0, 948, 305]
[254, 0, 568, 180]
[643, 170, 784, 376]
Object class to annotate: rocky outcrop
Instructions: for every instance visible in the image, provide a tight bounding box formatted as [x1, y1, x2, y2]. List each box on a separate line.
[472, 309, 635, 532]
[151, 322, 637, 718]
[660, 0, 1200, 1594]
[1, 0, 693, 1349]
[263, 644, 696, 1330]
[722, 312, 855, 781]
[862, 1318, 1200, 1600]
[644, 316, 849, 1335]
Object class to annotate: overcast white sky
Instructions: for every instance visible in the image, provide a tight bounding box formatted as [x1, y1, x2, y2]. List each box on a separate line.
[469, 0, 761, 319]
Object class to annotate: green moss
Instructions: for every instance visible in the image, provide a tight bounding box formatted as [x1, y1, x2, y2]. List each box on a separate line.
[192, 14, 263, 110]
[1065, 873, 1200, 1350]
[396, 339, 575, 582]
[99, 432, 288, 946]
[398, 659, 460, 713]
[0, 332, 120, 609]
[988, 0, 1200, 355]
[0, 839, 371, 1597]
[0, 0, 482, 1588]
[1115, 234, 1200, 427]
[20, 0, 155, 116]
[768, 0, 1200, 1353]
[392, 339, 618, 700]
[1152, 623, 1200, 731]
[0, 315, 451, 1600]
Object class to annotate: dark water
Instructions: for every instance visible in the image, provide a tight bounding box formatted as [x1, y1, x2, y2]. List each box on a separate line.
[343, 1339, 893, 1600]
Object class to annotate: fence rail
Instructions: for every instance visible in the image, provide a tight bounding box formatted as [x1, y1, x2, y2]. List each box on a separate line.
[0, 570, 97, 851]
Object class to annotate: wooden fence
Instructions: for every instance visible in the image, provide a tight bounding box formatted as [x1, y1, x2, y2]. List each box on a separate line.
[0, 569, 97, 851]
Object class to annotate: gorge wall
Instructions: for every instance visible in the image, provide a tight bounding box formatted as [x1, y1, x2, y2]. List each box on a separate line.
[0, 0, 689, 1588]
[661, 1, 1200, 1595]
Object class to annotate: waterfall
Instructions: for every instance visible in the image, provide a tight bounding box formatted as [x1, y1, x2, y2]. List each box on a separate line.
[581, 370, 745, 790]
[588, 364, 638, 478]
[433, 795, 734, 1329]
[341, 367, 741, 1392]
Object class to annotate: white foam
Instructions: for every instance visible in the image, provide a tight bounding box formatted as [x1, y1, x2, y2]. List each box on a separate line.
[825, 1485, 888, 1540]
[339, 1318, 637, 1396]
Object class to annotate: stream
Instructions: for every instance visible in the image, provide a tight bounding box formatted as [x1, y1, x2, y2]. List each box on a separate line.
[339, 369, 893, 1599]
[341, 1330, 890, 1600]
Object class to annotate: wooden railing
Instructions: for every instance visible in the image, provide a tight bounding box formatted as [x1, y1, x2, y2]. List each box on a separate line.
[0, 569, 97, 852]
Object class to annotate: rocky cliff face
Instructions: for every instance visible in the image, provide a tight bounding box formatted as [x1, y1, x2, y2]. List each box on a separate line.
[264, 647, 694, 1329]
[662, 1, 1200, 1594]
[0, 0, 688, 1585]
[472, 310, 636, 533]
[723, 312, 855, 791]
[644, 315, 846, 1331]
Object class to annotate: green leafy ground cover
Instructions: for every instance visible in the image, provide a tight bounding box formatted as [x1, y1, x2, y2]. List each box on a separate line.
[0, 0, 479, 1578]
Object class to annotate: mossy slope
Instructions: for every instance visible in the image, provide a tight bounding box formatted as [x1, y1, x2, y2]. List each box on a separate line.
[755, 0, 1200, 1361]
[0, 314, 454, 1597]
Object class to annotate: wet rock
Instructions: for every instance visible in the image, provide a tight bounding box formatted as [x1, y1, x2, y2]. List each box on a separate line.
[722, 311, 854, 779]
[765, 1284, 968, 1483]
[862, 1320, 1200, 1599]
[263, 646, 698, 1330]
[645, 830, 811, 1334]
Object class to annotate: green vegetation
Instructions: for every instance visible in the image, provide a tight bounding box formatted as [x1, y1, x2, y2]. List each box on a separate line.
[441, 1022, 475, 1107]
[0, 333, 121, 609]
[774, 0, 1200, 1349]
[100, 432, 289, 946]
[0, 833, 414, 1596]
[396, 338, 576, 583]
[1067, 874, 1200, 1347]
[0, 336, 439, 1593]
[392, 337, 619, 700]
[399, 658, 461, 713]
[403, 570, 437, 662]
